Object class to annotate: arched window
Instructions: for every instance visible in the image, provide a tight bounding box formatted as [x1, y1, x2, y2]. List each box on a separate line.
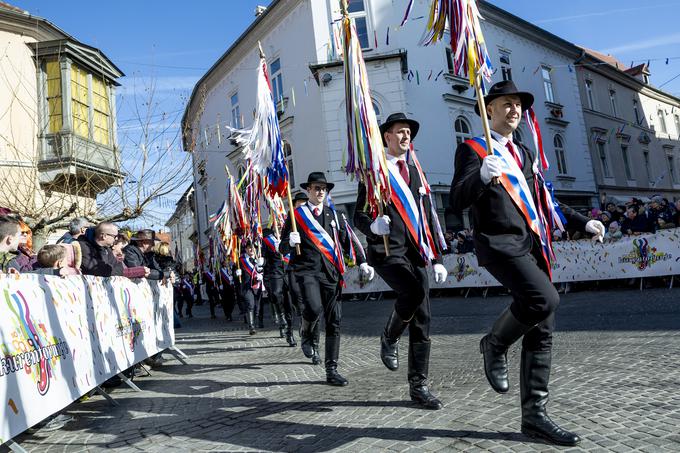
[454, 116, 472, 145]
[283, 141, 295, 187]
[372, 99, 383, 125]
[554, 134, 568, 175]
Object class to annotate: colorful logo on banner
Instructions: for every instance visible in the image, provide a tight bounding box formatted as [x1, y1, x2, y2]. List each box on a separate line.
[1, 288, 69, 397]
[455, 256, 477, 282]
[618, 238, 673, 270]
[117, 287, 143, 352]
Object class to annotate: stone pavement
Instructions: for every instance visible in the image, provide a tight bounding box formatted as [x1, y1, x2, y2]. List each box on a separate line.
[6, 287, 680, 452]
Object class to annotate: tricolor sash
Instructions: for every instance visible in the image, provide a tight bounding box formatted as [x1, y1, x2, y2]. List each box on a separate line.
[239, 255, 261, 290]
[465, 137, 554, 275]
[262, 234, 278, 254]
[220, 267, 232, 285]
[294, 205, 345, 276]
[387, 160, 436, 262]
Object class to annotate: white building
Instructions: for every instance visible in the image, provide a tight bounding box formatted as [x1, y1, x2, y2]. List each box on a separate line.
[183, 0, 599, 250]
[165, 185, 196, 272]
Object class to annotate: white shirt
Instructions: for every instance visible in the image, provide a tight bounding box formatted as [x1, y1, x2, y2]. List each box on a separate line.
[307, 200, 323, 216]
[386, 153, 407, 165]
[490, 130, 523, 166]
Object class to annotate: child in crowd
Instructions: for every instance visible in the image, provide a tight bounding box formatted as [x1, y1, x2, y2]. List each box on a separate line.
[33, 245, 80, 276]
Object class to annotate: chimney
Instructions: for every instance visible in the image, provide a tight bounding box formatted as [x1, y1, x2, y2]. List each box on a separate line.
[255, 5, 267, 17]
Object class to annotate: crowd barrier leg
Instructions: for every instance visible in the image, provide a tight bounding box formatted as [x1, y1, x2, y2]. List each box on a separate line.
[95, 385, 120, 406]
[670, 276, 674, 289]
[640, 278, 644, 291]
[117, 373, 142, 392]
[6, 440, 28, 453]
[168, 345, 189, 365]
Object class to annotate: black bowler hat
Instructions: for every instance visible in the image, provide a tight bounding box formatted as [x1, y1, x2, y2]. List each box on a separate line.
[130, 229, 158, 242]
[300, 172, 334, 191]
[474, 80, 534, 116]
[292, 191, 309, 203]
[379, 112, 420, 146]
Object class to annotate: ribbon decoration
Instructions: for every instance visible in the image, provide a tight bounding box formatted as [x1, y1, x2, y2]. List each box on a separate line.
[342, 213, 366, 264]
[340, 0, 391, 254]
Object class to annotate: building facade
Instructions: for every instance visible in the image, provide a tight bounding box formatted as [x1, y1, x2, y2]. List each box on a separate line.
[165, 185, 197, 272]
[183, 0, 603, 250]
[0, 2, 123, 223]
[575, 49, 680, 205]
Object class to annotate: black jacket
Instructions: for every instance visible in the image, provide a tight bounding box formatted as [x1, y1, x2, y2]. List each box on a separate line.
[262, 235, 285, 278]
[123, 244, 165, 280]
[449, 138, 588, 267]
[280, 203, 363, 281]
[78, 234, 124, 277]
[238, 254, 261, 296]
[354, 162, 442, 267]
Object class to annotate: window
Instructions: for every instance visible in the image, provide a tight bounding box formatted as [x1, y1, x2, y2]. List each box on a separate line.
[609, 89, 618, 117]
[621, 144, 633, 180]
[71, 64, 90, 138]
[372, 99, 383, 125]
[230, 92, 241, 128]
[633, 99, 640, 125]
[674, 114, 680, 137]
[284, 141, 295, 187]
[499, 51, 512, 81]
[45, 60, 62, 133]
[445, 48, 454, 73]
[585, 80, 595, 110]
[270, 58, 283, 105]
[92, 75, 110, 146]
[347, 0, 370, 49]
[643, 150, 651, 182]
[554, 134, 567, 175]
[597, 141, 611, 177]
[658, 109, 667, 134]
[668, 154, 676, 184]
[542, 66, 555, 103]
[454, 116, 472, 146]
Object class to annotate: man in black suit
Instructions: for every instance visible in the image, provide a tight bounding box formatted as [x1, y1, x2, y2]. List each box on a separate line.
[450, 81, 605, 446]
[261, 227, 288, 339]
[236, 240, 263, 335]
[280, 172, 375, 385]
[354, 112, 448, 410]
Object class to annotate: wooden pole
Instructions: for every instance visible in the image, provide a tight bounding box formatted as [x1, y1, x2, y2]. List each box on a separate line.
[473, 74, 500, 185]
[376, 181, 390, 256]
[285, 180, 301, 255]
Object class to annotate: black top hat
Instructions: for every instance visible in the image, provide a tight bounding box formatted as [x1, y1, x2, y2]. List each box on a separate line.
[379, 112, 420, 146]
[474, 80, 534, 116]
[130, 229, 158, 242]
[292, 191, 309, 203]
[300, 172, 334, 191]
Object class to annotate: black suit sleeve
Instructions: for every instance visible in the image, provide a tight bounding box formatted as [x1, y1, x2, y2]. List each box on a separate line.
[353, 182, 378, 241]
[557, 202, 589, 232]
[449, 142, 487, 212]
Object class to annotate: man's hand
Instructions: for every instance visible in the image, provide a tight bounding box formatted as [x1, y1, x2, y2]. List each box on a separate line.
[480, 155, 503, 184]
[433, 264, 448, 283]
[169, 271, 176, 284]
[256, 273, 263, 282]
[235, 269, 242, 277]
[256, 257, 265, 266]
[370, 215, 391, 236]
[359, 262, 375, 281]
[585, 220, 606, 243]
[143, 266, 151, 278]
[289, 232, 301, 247]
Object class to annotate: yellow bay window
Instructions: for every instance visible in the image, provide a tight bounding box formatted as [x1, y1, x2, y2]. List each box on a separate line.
[46, 60, 62, 133]
[92, 75, 110, 146]
[71, 64, 89, 138]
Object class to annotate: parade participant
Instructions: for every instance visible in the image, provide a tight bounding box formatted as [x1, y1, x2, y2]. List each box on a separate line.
[239, 240, 263, 335]
[219, 261, 236, 322]
[450, 81, 605, 446]
[179, 272, 195, 318]
[203, 264, 223, 320]
[281, 192, 309, 347]
[280, 172, 375, 385]
[354, 112, 448, 410]
[262, 227, 288, 339]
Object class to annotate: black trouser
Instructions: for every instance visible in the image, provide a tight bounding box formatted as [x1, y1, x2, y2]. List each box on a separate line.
[284, 270, 302, 317]
[207, 285, 222, 317]
[375, 256, 431, 343]
[242, 287, 262, 314]
[180, 290, 193, 316]
[265, 274, 285, 317]
[483, 253, 559, 352]
[297, 271, 342, 351]
[221, 284, 236, 318]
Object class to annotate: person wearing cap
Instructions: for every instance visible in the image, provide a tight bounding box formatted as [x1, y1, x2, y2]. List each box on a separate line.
[354, 112, 448, 410]
[123, 229, 172, 281]
[280, 191, 310, 347]
[237, 240, 263, 335]
[280, 172, 375, 386]
[450, 80, 605, 446]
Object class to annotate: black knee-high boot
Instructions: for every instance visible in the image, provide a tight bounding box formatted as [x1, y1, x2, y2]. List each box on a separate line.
[381, 310, 409, 371]
[408, 341, 442, 410]
[325, 336, 348, 386]
[300, 318, 317, 359]
[520, 349, 580, 446]
[480, 308, 532, 393]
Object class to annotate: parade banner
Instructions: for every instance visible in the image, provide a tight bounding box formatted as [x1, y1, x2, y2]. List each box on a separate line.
[344, 230, 680, 293]
[0, 275, 174, 444]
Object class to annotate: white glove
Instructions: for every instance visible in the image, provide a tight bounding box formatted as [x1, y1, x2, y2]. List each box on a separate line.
[359, 262, 375, 281]
[370, 215, 391, 236]
[235, 269, 242, 277]
[585, 220, 605, 243]
[256, 257, 264, 266]
[433, 264, 448, 283]
[480, 155, 503, 184]
[256, 273, 263, 282]
[289, 232, 301, 247]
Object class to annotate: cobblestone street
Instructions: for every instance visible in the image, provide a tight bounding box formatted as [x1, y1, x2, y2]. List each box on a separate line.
[8, 287, 680, 452]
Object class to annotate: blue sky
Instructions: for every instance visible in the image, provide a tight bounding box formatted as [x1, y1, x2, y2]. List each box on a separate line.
[11, 0, 680, 224]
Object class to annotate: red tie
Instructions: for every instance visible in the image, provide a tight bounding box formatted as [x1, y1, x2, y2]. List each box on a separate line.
[506, 142, 522, 169]
[397, 160, 410, 185]
[313, 207, 320, 217]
